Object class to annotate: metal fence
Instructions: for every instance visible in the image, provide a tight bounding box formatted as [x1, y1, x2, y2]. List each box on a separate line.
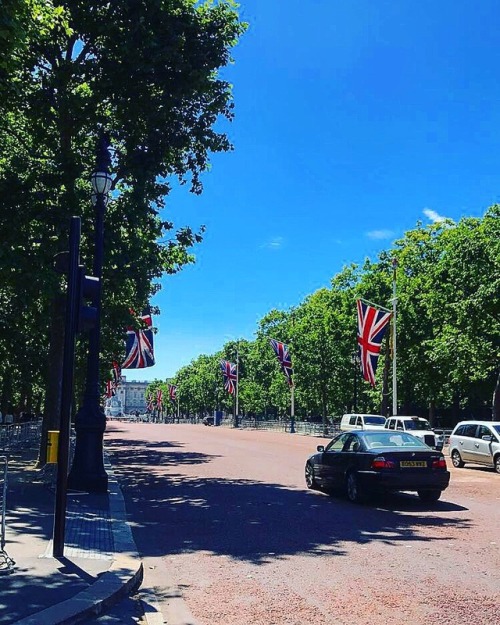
[221, 418, 341, 437]
[0, 420, 42, 451]
[0, 455, 14, 573]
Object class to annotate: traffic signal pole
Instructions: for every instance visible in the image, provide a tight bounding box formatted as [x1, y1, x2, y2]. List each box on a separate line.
[53, 217, 81, 557]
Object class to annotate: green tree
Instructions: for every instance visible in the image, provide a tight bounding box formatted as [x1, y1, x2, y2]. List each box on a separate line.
[0, 0, 246, 461]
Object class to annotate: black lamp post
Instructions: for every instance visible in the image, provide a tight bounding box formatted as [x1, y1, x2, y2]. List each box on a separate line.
[67, 134, 112, 493]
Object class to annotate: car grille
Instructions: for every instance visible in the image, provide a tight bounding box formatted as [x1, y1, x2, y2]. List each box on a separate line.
[424, 434, 436, 447]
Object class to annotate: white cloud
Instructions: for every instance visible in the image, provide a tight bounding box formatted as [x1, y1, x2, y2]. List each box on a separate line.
[423, 208, 447, 223]
[261, 236, 284, 249]
[365, 229, 395, 240]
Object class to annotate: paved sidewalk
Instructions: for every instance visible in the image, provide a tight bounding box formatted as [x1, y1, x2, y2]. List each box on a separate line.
[0, 444, 145, 625]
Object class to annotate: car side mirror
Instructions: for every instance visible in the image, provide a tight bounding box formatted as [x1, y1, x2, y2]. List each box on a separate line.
[317, 445, 325, 452]
[482, 435, 494, 442]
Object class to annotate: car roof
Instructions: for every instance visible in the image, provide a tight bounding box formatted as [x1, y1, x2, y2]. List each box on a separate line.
[453, 421, 500, 427]
[342, 413, 385, 418]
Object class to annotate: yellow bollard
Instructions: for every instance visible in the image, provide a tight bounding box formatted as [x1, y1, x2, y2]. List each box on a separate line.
[46, 430, 59, 464]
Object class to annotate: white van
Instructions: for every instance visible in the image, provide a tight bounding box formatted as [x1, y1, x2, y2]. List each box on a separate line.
[384, 416, 444, 450]
[340, 413, 387, 432]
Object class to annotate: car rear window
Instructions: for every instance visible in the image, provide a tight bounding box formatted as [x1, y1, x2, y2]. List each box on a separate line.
[364, 416, 386, 425]
[405, 418, 431, 430]
[364, 432, 427, 449]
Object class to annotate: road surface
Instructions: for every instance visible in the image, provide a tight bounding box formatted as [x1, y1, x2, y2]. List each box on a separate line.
[105, 422, 500, 625]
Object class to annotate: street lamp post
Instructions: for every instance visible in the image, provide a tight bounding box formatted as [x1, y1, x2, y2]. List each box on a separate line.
[351, 351, 359, 412]
[67, 134, 112, 493]
[235, 342, 239, 428]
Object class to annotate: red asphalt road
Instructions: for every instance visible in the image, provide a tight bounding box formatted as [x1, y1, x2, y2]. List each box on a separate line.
[105, 422, 500, 625]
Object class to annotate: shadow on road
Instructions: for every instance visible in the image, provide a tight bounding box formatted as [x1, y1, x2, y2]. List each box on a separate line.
[106, 439, 472, 565]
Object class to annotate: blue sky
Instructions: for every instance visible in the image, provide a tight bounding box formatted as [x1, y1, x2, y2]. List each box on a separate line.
[125, 0, 500, 383]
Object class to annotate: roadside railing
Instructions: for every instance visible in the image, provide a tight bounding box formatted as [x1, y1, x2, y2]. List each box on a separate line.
[220, 418, 340, 437]
[0, 456, 14, 574]
[0, 420, 42, 451]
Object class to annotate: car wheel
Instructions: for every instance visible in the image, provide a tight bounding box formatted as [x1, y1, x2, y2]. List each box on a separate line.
[418, 490, 442, 503]
[451, 449, 464, 468]
[494, 455, 500, 475]
[346, 472, 364, 503]
[305, 462, 318, 490]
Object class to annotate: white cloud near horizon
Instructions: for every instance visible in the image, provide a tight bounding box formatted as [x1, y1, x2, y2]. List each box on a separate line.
[365, 229, 395, 240]
[423, 208, 447, 222]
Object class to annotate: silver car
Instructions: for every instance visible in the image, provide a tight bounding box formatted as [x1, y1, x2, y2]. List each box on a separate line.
[448, 421, 500, 473]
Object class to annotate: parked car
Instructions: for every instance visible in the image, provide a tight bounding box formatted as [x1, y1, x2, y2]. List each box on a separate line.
[305, 430, 450, 503]
[340, 413, 386, 431]
[203, 416, 215, 426]
[448, 421, 500, 473]
[384, 416, 444, 450]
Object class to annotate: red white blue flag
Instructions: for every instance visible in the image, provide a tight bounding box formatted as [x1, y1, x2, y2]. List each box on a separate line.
[269, 339, 293, 387]
[356, 299, 392, 387]
[105, 380, 115, 398]
[168, 384, 177, 405]
[122, 310, 155, 369]
[220, 360, 237, 395]
[112, 360, 121, 387]
[156, 389, 163, 408]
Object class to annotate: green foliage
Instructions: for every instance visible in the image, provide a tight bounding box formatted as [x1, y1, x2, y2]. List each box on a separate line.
[0, 1, 246, 422]
[163, 211, 499, 425]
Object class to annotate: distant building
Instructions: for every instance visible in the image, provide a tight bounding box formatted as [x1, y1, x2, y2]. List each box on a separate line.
[106, 376, 150, 415]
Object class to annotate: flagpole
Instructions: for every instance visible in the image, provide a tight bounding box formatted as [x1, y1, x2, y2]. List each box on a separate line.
[235, 343, 239, 423]
[290, 384, 295, 433]
[392, 259, 398, 416]
[177, 394, 180, 423]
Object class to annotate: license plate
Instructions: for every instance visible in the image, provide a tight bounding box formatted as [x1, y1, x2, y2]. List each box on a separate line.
[400, 461, 427, 468]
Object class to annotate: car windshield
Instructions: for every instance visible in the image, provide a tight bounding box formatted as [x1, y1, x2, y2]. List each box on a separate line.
[364, 416, 386, 425]
[404, 418, 431, 430]
[493, 425, 500, 437]
[363, 432, 428, 449]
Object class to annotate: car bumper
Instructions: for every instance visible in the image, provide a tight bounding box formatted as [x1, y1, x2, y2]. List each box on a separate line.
[357, 470, 450, 492]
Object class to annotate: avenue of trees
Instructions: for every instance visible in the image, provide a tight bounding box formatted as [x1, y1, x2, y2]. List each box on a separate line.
[150, 210, 500, 428]
[0, 1, 246, 461]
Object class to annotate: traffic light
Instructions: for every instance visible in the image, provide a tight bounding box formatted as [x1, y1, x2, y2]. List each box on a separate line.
[77, 266, 99, 333]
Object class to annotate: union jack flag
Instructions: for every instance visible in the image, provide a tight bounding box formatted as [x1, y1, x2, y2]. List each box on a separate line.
[220, 359, 237, 395]
[356, 299, 392, 387]
[168, 384, 177, 405]
[156, 389, 163, 407]
[269, 339, 293, 387]
[112, 360, 121, 387]
[146, 394, 154, 412]
[122, 310, 155, 369]
[105, 380, 115, 398]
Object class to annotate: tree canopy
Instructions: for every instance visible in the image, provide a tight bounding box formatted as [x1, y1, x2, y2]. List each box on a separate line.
[160, 209, 500, 426]
[0, 1, 246, 440]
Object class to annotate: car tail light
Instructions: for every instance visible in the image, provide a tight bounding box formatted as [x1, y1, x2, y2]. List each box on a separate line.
[432, 457, 447, 469]
[371, 456, 396, 470]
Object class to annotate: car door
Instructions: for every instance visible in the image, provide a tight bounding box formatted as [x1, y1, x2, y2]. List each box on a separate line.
[317, 432, 351, 488]
[471, 425, 495, 466]
[457, 424, 479, 461]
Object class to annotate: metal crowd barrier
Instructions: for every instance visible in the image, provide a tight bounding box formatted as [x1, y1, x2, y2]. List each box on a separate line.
[0, 420, 42, 451]
[0, 455, 15, 574]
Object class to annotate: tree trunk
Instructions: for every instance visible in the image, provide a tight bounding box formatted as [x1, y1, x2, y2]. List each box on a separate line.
[493, 370, 500, 421]
[321, 385, 328, 437]
[428, 399, 436, 427]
